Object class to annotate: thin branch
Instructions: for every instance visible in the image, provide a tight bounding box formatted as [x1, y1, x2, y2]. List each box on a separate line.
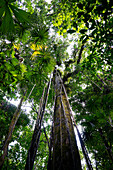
[28, 84, 36, 99]
[25, 75, 52, 170]
[77, 44, 84, 64]
[63, 44, 85, 82]
[63, 70, 79, 82]
[31, 105, 38, 115]
[97, 74, 107, 87]
[86, 76, 103, 91]
[43, 125, 50, 149]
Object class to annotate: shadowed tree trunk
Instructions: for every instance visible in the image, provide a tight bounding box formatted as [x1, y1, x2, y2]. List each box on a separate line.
[49, 69, 82, 170]
[0, 93, 25, 169]
[25, 77, 51, 170]
[0, 84, 36, 169]
[74, 123, 93, 170]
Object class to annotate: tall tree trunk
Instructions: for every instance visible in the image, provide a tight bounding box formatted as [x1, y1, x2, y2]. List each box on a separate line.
[51, 69, 82, 170]
[0, 94, 25, 169]
[25, 78, 51, 170]
[62, 70, 92, 170]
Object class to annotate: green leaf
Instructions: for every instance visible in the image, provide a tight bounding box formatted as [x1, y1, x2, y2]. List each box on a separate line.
[20, 64, 27, 73]
[0, 6, 14, 34]
[67, 30, 76, 34]
[10, 71, 18, 77]
[5, 62, 12, 70]
[80, 29, 87, 34]
[11, 58, 19, 66]
[0, 4, 6, 18]
[0, 0, 6, 6]
[9, 4, 31, 27]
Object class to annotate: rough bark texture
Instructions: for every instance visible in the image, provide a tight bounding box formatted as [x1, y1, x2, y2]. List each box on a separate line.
[25, 79, 51, 170]
[0, 96, 25, 169]
[51, 69, 82, 170]
[62, 73, 93, 170]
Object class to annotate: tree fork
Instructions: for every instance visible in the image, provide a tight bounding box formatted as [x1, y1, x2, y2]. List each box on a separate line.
[63, 44, 85, 83]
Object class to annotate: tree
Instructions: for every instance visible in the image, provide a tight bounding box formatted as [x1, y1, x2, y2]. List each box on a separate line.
[25, 77, 51, 170]
[0, 0, 113, 169]
[0, 95, 25, 168]
[50, 69, 82, 170]
[0, 94, 30, 169]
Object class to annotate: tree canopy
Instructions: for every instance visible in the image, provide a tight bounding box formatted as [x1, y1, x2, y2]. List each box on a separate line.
[0, 0, 113, 169]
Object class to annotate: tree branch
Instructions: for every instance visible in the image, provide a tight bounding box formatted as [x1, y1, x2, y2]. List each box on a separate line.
[63, 44, 85, 82]
[43, 126, 50, 149]
[77, 44, 84, 64]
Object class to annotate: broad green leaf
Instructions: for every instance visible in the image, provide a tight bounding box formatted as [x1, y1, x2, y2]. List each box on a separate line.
[5, 62, 12, 70]
[10, 71, 18, 77]
[11, 58, 19, 66]
[9, 4, 31, 26]
[20, 63, 27, 73]
[0, 5, 6, 18]
[0, 0, 6, 6]
[0, 6, 14, 34]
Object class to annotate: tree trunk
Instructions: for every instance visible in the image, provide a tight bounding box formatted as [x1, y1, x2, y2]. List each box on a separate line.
[51, 69, 82, 170]
[47, 122, 53, 170]
[0, 95, 25, 169]
[74, 124, 93, 170]
[25, 78, 51, 170]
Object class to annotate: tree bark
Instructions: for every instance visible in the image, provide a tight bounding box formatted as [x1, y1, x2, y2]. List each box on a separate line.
[0, 95, 25, 169]
[25, 78, 51, 170]
[51, 69, 82, 170]
[62, 72, 93, 170]
[74, 124, 93, 170]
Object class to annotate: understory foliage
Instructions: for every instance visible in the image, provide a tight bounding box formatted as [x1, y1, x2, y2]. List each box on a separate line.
[0, 0, 113, 169]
